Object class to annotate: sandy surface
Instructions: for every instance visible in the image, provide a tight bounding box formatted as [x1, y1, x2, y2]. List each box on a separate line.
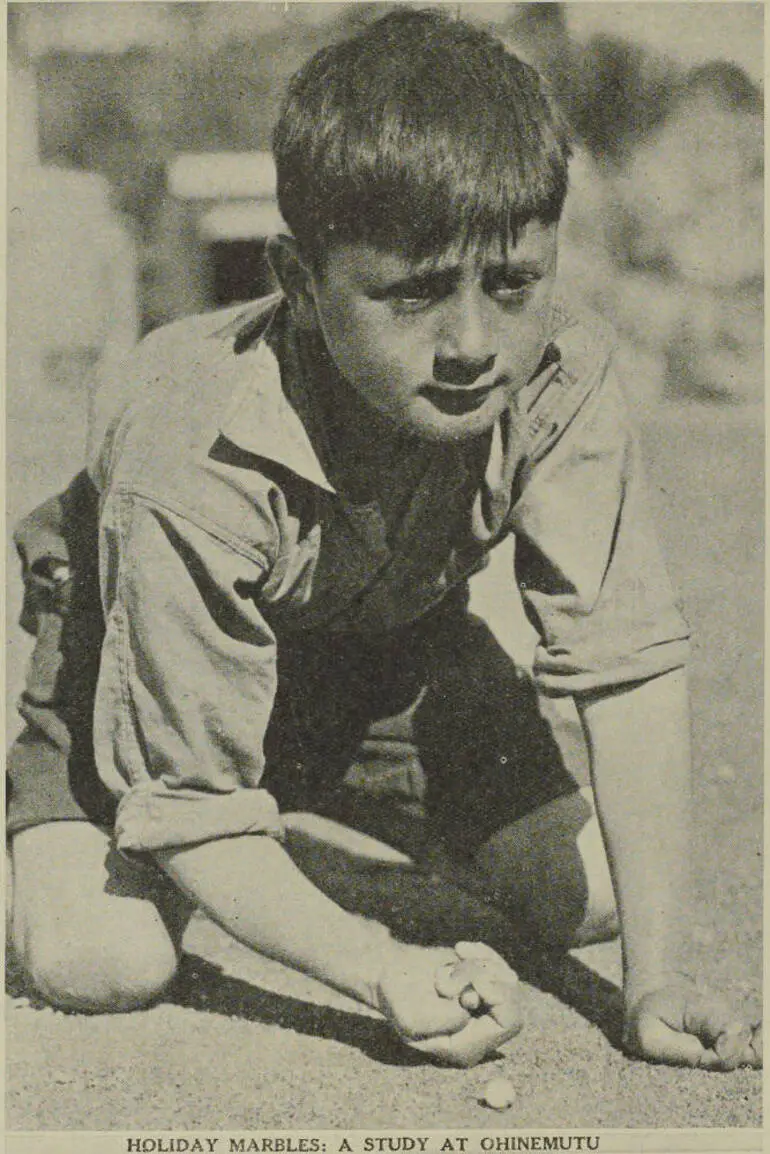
[5, 376, 763, 1132]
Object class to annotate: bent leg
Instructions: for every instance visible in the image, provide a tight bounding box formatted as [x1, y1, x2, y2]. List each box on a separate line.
[9, 822, 193, 1012]
[267, 596, 618, 950]
[470, 785, 618, 949]
[413, 610, 618, 949]
[6, 479, 194, 1010]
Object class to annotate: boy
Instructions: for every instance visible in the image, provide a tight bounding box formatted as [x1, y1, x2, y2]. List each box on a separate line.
[7, 9, 761, 1070]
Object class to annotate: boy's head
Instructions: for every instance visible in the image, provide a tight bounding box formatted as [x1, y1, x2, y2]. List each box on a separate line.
[269, 9, 571, 443]
[273, 7, 571, 269]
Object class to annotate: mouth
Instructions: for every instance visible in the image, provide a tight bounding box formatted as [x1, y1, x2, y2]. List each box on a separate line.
[420, 379, 505, 416]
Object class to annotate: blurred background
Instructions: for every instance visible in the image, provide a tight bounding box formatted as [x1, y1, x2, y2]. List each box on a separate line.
[8, 1, 763, 402]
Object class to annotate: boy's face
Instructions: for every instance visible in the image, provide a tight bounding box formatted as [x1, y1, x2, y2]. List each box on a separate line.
[305, 222, 559, 442]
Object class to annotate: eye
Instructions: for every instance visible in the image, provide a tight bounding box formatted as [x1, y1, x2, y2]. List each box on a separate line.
[492, 284, 532, 303]
[372, 272, 456, 315]
[390, 292, 437, 315]
[485, 273, 539, 304]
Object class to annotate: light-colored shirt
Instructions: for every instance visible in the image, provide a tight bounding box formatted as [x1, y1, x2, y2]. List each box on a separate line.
[87, 294, 689, 854]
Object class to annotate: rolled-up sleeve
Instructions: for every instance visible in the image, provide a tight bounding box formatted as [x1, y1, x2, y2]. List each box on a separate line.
[511, 349, 690, 696]
[94, 491, 283, 853]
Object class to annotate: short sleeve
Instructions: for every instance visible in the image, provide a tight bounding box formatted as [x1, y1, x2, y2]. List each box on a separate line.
[510, 343, 690, 696]
[94, 492, 283, 853]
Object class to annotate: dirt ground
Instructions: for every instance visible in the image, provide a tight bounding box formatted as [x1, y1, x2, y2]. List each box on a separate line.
[5, 369, 763, 1132]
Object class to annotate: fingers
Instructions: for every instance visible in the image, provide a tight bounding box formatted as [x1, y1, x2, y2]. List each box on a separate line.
[626, 990, 763, 1071]
[434, 959, 476, 999]
[406, 1009, 522, 1068]
[681, 1001, 740, 1046]
[434, 944, 518, 1021]
[486, 990, 524, 1032]
[714, 1024, 756, 1069]
[432, 942, 520, 1045]
[459, 987, 482, 1013]
[676, 1000, 761, 1069]
[377, 946, 472, 1040]
[626, 1011, 723, 1070]
[713, 1021, 762, 1070]
[435, 959, 517, 1002]
[454, 941, 507, 963]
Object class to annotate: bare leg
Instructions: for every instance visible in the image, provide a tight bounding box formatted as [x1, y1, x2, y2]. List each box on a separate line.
[8, 822, 194, 1012]
[470, 786, 619, 949]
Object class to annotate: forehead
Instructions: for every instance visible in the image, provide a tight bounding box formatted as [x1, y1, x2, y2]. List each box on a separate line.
[319, 221, 559, 286]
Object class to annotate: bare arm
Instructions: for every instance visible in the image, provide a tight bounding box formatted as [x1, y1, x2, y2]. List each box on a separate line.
[156, 833, 389, 1007]
[155, 833, 523, 1065]
[579, 669, 760, 1068]
[578, 667, 693, 1006]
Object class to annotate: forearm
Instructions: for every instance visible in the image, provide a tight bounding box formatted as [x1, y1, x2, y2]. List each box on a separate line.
[578, 668, 694, 1006]
[157, 832, 525, 1066]
[155, 834, 395, 1009]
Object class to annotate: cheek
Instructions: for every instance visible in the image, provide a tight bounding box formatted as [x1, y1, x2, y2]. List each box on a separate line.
[501, 299, 554, 372]
[314, 305, 371, 380]
[370, 327, 433, 381]
[500, 320, 542, 368]
[326, 309, 431, 388]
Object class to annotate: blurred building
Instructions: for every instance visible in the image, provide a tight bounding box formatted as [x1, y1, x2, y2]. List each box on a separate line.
[604, 62, 763, 405]
[7, 28, 141, 727]
[150, 151, 283, 322]
[18, 2, 348, 55]
[8, 32, 139, 392]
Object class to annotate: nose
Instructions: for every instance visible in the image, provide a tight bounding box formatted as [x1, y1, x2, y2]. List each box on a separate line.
[433, 295, 498, 387]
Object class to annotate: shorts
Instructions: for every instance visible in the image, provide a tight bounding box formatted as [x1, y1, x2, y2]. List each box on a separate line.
[7, 472, 117, 836]
[7, 474, 588, 861]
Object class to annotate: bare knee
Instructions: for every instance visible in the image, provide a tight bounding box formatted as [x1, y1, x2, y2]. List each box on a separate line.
[472, 787, 619, 949]
[18, 925, 179, 1012]
[9, 823, 183, 1012]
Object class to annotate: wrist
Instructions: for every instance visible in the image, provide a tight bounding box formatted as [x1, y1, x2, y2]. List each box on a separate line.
[346, 919, 407, 1010]
[620, 913, 696, 1012]
[623, 966, 697, 1013]
[298, 914, 405, 1010]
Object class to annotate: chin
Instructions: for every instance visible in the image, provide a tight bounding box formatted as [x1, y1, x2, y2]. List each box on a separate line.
[401, 396, 506, 443]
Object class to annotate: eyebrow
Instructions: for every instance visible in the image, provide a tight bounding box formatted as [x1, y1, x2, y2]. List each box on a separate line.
[373, 268, 460, 297]
[481, 259, 545, 277]
[371, 257, 546, 296]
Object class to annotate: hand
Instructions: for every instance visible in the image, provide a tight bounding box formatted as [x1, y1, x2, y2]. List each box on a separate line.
[376, 940, 522, 1067]
[624, 982, 762, 1071]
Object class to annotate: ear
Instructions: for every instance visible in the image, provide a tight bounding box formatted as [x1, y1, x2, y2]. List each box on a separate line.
[267, 235, 316, 324]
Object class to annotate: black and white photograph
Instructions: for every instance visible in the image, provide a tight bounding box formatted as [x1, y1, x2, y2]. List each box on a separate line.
[5, 1, 764, 1144]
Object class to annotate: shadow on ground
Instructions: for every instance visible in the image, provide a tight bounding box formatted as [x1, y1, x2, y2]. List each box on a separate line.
[7, 855, 625, 1066]
[165, 853, 625, 1065]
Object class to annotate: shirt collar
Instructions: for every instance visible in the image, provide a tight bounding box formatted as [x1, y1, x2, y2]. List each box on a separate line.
[216, 296, 337, 493]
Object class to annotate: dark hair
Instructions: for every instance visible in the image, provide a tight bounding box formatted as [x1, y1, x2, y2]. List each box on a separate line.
[272, 8, 571, 267]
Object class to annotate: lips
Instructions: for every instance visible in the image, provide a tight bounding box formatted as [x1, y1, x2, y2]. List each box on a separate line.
[421, 380, 501, 416]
